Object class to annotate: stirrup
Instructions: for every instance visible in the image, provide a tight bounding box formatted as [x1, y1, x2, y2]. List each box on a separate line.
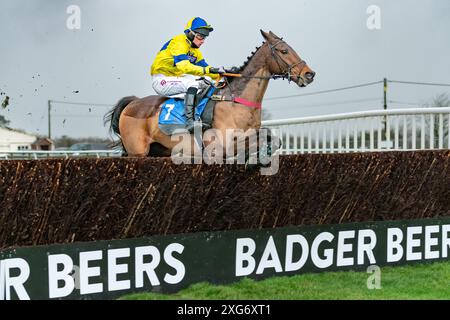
[185, 120, 195, 133]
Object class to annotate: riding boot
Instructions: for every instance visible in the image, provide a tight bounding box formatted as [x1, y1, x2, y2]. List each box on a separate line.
[184, 87, 197, 133]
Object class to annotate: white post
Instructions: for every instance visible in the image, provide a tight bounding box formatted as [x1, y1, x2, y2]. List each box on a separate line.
[394, 117, 399, 150]
[430, 115, 434, 149]
[315, 126, 320, 154]
[361, 120, 366, 152]
[448, 114, 450, 149]
[370, 119, 374, 151]
[338, 124, 342, 153]
[421, 115, 425, 150]
[377, 118, 382, 151]
[386, 116, 391, 150]
[293, 125, 298, 154]
[300, 126, 304, 154]
[308, 126, 312, 154]
[346, 125, 350, 153]
[403, 116, 407, 150]
[285, 125, 291, 155]
[330, 124, 335, 154]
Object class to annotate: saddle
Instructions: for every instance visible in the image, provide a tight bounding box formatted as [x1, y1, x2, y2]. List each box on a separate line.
[158, 85, 218, 135]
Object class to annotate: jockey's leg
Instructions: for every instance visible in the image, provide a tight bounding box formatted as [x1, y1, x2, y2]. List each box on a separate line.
[151, 74, 200, 97]
[184, 86, 197, 133]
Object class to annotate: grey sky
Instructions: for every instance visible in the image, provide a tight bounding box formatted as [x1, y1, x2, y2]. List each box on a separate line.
[0, 0, 449, 138]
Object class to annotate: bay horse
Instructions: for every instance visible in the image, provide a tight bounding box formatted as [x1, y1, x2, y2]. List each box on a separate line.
[105, 30, 315, 157]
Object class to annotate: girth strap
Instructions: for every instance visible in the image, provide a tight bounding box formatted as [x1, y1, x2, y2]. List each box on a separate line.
[211, 95, 262, 109]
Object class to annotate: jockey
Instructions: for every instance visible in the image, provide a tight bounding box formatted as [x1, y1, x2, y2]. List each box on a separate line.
[151, 17, 225, 132]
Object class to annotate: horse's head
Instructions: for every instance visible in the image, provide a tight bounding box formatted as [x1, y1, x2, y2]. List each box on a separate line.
[260, 30, 315, 87]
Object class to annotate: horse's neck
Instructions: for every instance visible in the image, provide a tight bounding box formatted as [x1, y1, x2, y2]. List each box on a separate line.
[227, 48, 271, 103]
[214, 48, 270, 129]
[235, 68, 270, 104]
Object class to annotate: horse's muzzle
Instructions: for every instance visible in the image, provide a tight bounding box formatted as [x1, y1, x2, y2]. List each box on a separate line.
[297, 71, 315, 87]
[296, 77, 307, 87]
[304, 71, 315, 84]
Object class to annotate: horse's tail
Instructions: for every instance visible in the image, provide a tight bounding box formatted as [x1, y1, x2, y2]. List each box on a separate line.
[104, 96, 138, 136]
[104, 96, 138, 154]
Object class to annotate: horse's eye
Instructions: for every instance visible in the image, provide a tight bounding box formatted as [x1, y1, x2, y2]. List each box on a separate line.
[280, 49, 288, 54]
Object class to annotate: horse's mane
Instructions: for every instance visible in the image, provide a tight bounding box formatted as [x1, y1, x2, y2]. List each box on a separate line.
[226, 41, 265, 84]
[237, 41, 265, 72]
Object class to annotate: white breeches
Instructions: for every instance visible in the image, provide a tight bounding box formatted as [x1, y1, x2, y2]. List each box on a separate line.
[152, 74, 212, 98]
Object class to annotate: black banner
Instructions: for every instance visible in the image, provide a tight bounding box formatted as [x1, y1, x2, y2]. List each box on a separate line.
[1, 217, 449, 300]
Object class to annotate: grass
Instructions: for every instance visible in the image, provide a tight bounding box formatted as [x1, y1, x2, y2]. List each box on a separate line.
[120, 261, 450, 300]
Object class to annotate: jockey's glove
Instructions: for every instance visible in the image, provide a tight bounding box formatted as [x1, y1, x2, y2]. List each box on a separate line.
[225, 66, 240, 74]
[209, 67, 226, 75]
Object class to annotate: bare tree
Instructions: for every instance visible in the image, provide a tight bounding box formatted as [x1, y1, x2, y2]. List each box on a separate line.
[53, 135, 113, 148]
[428, 93, 450, 109]
[423, 93, 450, 147]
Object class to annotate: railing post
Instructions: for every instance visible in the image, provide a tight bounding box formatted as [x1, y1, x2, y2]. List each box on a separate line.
[48, 100, 52, 139]
[383, 78, 388, 141]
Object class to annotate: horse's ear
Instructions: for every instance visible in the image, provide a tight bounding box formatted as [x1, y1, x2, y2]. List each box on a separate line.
[260, 29, 270, 41]
[269, 31, 281, 40]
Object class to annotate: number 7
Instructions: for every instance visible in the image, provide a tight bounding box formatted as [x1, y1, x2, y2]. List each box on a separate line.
[164, 104, 175, 121]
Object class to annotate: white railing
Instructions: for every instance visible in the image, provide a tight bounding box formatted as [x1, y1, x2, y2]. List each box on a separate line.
[0, 150, 122, 160]
[3, 108, 449, 159]
[261, 107, 450, 154]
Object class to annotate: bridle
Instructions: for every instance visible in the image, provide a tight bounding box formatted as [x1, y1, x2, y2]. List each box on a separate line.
[268, 38, 307, 83]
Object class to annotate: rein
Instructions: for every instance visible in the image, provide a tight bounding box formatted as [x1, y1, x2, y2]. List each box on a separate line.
[222, 73, 290, 81]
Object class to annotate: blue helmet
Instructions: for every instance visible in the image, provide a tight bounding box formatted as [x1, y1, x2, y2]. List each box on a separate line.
[184, 17, 214, 37]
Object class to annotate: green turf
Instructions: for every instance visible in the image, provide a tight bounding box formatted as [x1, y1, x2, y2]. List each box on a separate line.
[120, 261, 450, 300]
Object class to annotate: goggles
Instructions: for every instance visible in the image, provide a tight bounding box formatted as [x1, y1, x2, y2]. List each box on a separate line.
[192, 31, 207, 40]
